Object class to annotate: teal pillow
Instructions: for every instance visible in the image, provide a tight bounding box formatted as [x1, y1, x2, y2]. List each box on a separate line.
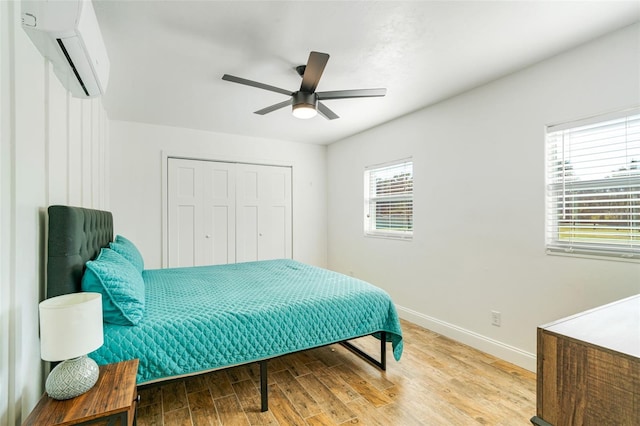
[81, 248, 145, 326]
[109, 235, 144, 273]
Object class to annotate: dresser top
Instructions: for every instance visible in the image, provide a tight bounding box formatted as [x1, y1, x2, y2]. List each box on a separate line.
[542, 294, 640, 358]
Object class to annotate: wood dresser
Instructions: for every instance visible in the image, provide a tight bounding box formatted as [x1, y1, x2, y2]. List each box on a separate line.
[531, 294, 639, 426]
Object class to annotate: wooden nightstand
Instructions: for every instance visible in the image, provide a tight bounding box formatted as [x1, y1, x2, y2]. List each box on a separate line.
[24, 358, 139, 426]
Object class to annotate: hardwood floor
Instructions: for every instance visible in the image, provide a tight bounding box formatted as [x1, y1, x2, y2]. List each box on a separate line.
[136, 320, 536, 425]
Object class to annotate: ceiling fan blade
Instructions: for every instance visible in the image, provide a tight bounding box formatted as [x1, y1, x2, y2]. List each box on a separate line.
[316, 88, 386, 100]
[254, 99, 292, 115]
[300, 51, 329, 93]
[317, 102, 339, 120]
[222, 74, 292, 96]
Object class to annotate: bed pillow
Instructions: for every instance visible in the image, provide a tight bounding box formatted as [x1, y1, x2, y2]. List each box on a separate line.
[81, 248, 145, 326]
[109, 235, 144, 273]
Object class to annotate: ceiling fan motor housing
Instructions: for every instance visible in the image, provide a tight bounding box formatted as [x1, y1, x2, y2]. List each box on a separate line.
[292, 91, 317, 108]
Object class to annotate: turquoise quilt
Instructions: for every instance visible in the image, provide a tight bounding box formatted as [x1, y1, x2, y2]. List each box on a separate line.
[89, 259, 403, 384]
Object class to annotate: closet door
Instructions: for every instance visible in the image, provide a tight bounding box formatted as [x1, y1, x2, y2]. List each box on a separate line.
[168, 158, 235, 267]
[168, 158, 292, 266]
[202, 161, 236, 265]
[236, 163, 292, 262]
[168, 158, 201, 267]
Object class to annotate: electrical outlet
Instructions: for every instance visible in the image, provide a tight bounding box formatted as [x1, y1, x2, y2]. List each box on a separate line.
[491, 310, 501, 327]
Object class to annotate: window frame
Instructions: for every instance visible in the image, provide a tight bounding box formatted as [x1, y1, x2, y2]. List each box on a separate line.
[364, 158, 413, 240]
[545, 108, 640, 261]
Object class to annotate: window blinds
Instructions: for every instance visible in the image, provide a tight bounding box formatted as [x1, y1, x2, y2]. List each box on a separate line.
[365, 159, 413, 239]
[545, 108, 640, 260]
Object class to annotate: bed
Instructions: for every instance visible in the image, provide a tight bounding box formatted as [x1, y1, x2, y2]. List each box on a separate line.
[46, 205, 403, 411]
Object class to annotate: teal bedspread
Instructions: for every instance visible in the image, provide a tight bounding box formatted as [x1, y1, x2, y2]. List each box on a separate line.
[89, 259, 403, 384]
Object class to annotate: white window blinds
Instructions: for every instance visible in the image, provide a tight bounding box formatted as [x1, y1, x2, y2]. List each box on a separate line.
[545, 108, 640, 260]
[364, 159, 413, 239]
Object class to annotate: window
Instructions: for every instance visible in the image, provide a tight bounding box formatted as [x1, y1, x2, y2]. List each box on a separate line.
[545, 108, 640, 260]
[364, 159, 413, 239]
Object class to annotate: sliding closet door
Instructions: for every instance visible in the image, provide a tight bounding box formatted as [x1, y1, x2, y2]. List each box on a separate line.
[236, 163, 292, 262]
[168, 158, 292, 267]
[168, 158, 236, 267]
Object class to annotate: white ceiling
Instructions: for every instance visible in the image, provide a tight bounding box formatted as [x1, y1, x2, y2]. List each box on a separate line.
[93, 1, 640, 145]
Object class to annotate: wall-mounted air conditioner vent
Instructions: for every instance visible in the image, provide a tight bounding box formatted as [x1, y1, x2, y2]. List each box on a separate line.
[21, 0, 110, 98]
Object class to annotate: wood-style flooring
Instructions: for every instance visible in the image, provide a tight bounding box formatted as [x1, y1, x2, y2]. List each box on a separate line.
[136, 319, 536, 425]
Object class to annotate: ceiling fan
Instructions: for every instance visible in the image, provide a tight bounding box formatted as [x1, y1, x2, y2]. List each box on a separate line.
[222, 51, 386, 120]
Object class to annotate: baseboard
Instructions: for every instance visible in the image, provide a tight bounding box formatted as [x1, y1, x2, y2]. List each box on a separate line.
[396, 305, 536, 372]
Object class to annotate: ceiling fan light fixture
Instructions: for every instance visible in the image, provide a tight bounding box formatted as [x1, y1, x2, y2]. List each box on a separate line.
[292, 103, 317, 119]
[291, 91, 318, 119]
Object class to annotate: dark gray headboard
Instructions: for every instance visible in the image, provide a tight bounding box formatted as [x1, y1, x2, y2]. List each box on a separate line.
[47, 205, 113, 298]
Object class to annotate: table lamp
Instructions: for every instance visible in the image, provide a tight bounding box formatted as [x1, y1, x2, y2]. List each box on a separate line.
[39, 292, 104, 400]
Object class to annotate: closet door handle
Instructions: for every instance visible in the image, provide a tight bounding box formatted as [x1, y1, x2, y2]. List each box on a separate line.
[205, 235, 211, 239]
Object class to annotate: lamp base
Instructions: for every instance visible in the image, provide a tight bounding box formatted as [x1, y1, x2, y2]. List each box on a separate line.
[45, 355, 99, 400]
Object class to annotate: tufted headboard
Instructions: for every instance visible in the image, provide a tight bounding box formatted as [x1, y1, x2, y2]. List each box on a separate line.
[47, 205, 113, 298]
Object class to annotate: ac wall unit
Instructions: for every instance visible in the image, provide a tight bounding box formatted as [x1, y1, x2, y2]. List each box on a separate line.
[21, 0, 110, 98]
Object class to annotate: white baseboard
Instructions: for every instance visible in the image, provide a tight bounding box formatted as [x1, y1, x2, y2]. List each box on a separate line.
[396, 305, 537, 372]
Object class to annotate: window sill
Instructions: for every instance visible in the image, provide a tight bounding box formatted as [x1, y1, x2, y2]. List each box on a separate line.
[364, 233, 413, 241]
[546, 249, 639, 263]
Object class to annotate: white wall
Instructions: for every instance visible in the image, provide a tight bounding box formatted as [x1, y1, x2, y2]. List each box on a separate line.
[327, 23, 640, 371]
[0, 1, 110, 423]
[109, 121, 327, 269]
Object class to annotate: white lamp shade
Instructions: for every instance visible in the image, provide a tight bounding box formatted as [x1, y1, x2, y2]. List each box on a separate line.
[39, 292, 104, 361]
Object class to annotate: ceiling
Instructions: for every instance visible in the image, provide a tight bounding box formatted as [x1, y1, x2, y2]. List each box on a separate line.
[93, 1, 640, 145]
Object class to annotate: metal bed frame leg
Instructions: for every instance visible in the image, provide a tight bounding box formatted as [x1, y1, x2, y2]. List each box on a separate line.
[257, 332, 386, 412]
[380, 331, 387, 370]
[340, 331, 387, 371]
[260, 360, 268, 412]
